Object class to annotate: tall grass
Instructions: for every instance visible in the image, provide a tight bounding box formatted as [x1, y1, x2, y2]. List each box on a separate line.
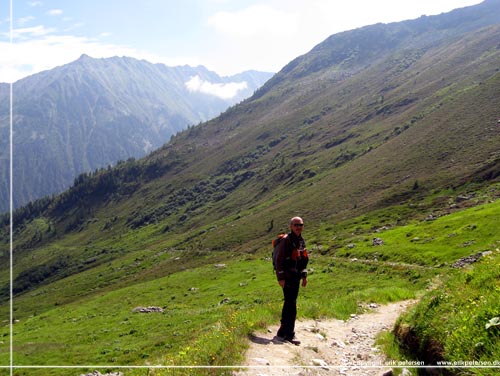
[394, 251, 500, 375]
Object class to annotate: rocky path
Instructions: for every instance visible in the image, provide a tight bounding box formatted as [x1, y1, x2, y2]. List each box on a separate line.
[234, 301, 415, 376]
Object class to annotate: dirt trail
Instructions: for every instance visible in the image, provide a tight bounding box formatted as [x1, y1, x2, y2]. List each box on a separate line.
[234, 300, 415, 376]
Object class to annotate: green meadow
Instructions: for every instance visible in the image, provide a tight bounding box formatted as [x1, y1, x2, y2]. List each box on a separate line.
[1, 195, 499, 375]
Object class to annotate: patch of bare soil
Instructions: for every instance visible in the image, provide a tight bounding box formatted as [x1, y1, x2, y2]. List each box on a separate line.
[234, 300, 416, 376]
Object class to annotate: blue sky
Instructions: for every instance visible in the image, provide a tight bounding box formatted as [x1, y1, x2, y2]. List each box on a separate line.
[0, 0, 484, 83]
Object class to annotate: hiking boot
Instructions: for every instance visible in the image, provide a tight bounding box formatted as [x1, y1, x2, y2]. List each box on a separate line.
[273, 335, 285, 343]
[284, 336, 301, 345]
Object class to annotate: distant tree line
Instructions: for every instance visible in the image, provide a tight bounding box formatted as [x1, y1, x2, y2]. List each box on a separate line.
[1, 155, 179, 233]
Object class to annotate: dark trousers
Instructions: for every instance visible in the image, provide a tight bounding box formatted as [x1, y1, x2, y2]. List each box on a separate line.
[278, 277, 300, 338]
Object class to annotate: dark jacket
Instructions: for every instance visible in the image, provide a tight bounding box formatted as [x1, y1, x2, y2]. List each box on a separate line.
[275, 232, 308, 281]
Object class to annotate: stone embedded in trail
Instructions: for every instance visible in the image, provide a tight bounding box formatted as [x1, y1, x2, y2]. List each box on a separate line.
[311, 358, 329, 369]
[331, 339, 346, 348]
[251, 357, 270, 365]
[316, 333, 326, 341]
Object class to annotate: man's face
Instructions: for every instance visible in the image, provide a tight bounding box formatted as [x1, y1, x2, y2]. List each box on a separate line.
[290, 218, 304, 236]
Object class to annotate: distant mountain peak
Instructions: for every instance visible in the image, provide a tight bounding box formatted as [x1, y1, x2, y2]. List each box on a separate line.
[77, 53, 93, 61]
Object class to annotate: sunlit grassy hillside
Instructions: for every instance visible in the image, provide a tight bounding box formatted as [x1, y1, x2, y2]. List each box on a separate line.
[1, 187, 499, 375]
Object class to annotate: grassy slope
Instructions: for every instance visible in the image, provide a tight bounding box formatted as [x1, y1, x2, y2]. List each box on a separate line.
[1, 187, 500, 375]
[395, 253, 500, 375]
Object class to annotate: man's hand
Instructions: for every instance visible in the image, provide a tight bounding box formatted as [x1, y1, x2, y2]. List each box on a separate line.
[278, 280, 285, 288]
[302, 278, 307, 287]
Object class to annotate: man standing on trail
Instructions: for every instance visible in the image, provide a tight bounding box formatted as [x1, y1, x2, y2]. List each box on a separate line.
[275, 216, 308, 345]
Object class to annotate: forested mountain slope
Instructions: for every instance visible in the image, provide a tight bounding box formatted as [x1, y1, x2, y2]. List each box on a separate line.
[0, 55, 272, 211]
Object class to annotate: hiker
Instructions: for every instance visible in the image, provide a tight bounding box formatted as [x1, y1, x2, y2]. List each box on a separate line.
[275, 216, 308, 345]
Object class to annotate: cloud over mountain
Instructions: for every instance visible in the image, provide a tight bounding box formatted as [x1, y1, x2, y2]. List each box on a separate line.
[185, 75, 248, 99]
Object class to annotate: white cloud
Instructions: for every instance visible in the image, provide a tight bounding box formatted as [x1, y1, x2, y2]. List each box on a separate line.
[203, 3, 302, 75]
[12, 25, 56, 39]
[17, 16, 35, 26]
[185, 75, 248, 100]
[207, 4, 298, 38]
[62, 22, 85, 32]
[47, 9, 63, 16]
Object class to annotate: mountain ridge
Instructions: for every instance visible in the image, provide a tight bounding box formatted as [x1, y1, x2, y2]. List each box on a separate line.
[256, 0, 500, 97]
[0, 56, 273, 212]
